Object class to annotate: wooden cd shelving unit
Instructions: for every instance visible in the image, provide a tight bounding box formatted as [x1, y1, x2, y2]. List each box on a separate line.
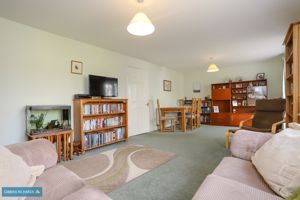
[201, 99, 212, 124]
[73, 98, 128, 154]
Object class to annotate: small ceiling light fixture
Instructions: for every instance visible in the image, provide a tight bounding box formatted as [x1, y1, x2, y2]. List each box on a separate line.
[207, 57, 220, 72]
[127, 0, 155, 36]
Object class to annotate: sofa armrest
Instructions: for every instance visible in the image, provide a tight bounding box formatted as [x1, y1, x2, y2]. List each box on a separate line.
[6, 139, 57, 169]
[230, 130, 272, 161]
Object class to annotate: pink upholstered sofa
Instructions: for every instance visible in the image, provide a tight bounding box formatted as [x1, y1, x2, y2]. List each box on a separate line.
[6, 139, 111, 200]
[192, 130, 283, 200]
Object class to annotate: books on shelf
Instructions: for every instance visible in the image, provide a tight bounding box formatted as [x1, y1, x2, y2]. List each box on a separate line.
[83, 103, 125, 115]
[201, 107, 211, 113]
[201, 101, 211, 114]
[74, 99, 128, 153]
[83, 116, 123, 131]
[84, 127, 125, 150]
[202, 101, 211, 107]
[232, 100, 247, 107]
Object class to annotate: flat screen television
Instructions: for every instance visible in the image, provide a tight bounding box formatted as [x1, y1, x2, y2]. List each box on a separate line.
[89, 75, 118, 97]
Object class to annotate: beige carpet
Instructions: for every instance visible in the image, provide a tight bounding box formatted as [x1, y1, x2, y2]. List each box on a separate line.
[62, 144, 176, 193]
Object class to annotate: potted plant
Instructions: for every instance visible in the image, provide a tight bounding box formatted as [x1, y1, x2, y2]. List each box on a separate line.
[30, 113, 46, 130]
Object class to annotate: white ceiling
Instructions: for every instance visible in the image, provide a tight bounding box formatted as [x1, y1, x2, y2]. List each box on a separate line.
[0, 0, 300, 70]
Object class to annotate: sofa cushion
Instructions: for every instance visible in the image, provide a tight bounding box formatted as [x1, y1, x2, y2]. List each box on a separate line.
[192, 174, 283, 200]
[0, 146, 43, 188]
[27, 165, 84, 200]
[212, 157, 274, 194]
[62, 186, 111, 200]
[252, 128, 300, 198]
[7, 139, 57, 169]
[230, 130, 272, 160]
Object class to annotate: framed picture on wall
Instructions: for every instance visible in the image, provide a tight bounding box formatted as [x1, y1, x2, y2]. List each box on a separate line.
[193, 81, 201, 93]
[163, 80, 171, 91]
[71, 60, 83, 74]
[232, 100, 238, 107]
[256, 73, 265, 80]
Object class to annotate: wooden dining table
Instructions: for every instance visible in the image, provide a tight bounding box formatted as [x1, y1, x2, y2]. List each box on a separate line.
[160, 106, 192, 132]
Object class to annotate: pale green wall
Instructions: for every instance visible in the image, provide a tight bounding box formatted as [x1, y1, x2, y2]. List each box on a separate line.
[183, 56, 284, 99]
[0, 16, 284, 145]
[0, 17, 184, 145]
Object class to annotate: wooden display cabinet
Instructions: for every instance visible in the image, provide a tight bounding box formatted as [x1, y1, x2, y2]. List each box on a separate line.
[73, 98, 128, 154]
[284, 22, 300, 123]
[211, 79, 267, 126]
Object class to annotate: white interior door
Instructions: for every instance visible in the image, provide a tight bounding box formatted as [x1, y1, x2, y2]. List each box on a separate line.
[127, 67, 150, 136]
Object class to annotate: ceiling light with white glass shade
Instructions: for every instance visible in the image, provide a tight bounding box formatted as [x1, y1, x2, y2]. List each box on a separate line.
[127, 0, 155, 36]
[207, 57, 220, 72]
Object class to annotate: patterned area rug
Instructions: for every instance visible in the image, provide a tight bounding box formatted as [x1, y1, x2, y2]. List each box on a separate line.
[62, 144, 176, 193]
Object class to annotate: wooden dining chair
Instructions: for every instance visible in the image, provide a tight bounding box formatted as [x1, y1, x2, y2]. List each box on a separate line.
[196, 98, 202, 128]
[186, 98, 197, 130]
[157, 99, 176, 132]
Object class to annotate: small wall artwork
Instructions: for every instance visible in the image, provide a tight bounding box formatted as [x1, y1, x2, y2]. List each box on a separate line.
[193, 81, 201, 93]
[256, 73, 265, 80]
[71, 60, 83, 74]
[163, 80, 171, 91]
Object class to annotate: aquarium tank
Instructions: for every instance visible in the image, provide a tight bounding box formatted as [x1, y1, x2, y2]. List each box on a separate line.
[26, 105, 71, 134]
